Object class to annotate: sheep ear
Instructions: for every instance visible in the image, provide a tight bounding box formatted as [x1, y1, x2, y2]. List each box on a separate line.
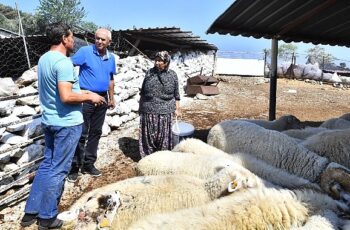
[227, 180, 240, 192]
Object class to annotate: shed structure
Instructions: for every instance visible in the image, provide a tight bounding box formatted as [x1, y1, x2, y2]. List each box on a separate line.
[207, 0, 350, 120]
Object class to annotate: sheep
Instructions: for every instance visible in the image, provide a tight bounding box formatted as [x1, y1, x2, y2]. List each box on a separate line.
[129, 188, 350, 230]
[137, 150, 259, 184]
[282, 126, 328, 140]
[207, 120, 350, 200]
[339, 113, 350, 121]
[320, 117, 350, 129]
[301, 128, 350, 168]
[241, 114, 303, 131]
[290, 210, 342, 230]
[172, 138, 321, 190]
[207, 120, 328, 181]
[60, 166, 255, 230]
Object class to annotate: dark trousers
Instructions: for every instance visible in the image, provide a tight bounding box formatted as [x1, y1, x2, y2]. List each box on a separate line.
[71, 96, 108, 171]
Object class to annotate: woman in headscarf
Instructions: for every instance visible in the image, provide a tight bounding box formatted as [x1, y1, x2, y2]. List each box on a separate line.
[139, 51, 181, 157]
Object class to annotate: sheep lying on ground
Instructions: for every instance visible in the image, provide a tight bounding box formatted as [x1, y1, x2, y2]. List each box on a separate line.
[282, 126, 328, 140]
[241, 114, 303, 131]
[137, 150, 259, 187]
[60, 166, 254, 230]
[301, 128, 350, 169]
[207, 120, 350, 200]
[291, 210, 342, 230]
[320, 118, 350, 129]
[339, 113, 350, 121]
[172, 138, 320, 190]
[207, 121, 328, 181]
[129, 188, 350, 230]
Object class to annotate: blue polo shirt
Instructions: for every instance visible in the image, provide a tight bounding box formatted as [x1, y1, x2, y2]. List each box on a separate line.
[71, 45, 116, 92]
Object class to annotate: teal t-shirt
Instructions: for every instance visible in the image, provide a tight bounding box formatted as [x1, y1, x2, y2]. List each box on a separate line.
[38, 51, 83, 126]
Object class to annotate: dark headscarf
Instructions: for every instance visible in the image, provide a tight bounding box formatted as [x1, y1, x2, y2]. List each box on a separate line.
[155, 51, 171, 71]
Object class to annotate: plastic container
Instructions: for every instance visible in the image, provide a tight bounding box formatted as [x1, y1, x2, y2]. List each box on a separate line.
[172, 120, 195, 146]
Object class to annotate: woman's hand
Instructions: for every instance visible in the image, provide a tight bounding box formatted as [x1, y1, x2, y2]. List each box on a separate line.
[175, 108, 182, 118]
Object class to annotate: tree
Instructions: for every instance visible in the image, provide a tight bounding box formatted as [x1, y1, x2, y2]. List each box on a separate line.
[262, 43, 298, 62]
[306, 45, 334, 66]
[278, 43, 297, 62]
[80, 21, 98, 33]
[36, 0, 86, 32]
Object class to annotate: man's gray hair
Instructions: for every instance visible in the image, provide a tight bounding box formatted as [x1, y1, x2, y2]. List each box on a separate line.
[96, 28, 112, 40]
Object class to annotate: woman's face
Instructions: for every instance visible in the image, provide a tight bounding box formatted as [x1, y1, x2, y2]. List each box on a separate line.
[155, 57, 167, 71]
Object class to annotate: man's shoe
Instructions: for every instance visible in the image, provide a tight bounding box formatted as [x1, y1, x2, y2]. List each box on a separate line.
[67, 172, 79, 183]
[20, 213, 37, 227]
[38, 217, 63, 230]
[81, 166, 101, 177]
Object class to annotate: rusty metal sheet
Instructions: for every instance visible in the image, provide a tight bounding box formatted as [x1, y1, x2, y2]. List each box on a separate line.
[187, 75, 219, 85]
[185, 85, 220, 96]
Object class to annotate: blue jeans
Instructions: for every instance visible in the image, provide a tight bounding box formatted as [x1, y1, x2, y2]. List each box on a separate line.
[24, 123, 82, 219]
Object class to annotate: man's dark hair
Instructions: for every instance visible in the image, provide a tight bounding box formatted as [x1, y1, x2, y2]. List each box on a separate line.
[45, 22, 71, 45]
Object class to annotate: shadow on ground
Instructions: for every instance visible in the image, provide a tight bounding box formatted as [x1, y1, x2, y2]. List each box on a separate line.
[118, 137, 141, 162]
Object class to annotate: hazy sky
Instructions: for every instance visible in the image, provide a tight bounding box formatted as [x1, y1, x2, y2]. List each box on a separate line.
[2, 0, 349, 64]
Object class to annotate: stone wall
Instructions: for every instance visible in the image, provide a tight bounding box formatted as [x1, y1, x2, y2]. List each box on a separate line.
[0, 50, 216, 207]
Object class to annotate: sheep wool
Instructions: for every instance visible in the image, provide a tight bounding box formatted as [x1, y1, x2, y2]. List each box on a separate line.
[241, 114, 302, 131]
[301, 128, 350, 169]
[172, 138, 320, 191]
[130, 188, 349, 230]
[129, 188, 309, 230]
[137, 150, 253, 180]
[320, 118, 350, 129]
[282, 126, 328, 140]
[207, 120, 329, 182]
[63, 166, 255, 230]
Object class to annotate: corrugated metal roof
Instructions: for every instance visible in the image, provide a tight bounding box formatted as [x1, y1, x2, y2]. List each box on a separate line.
[113, 27, 218, 54]
[207, 0, 350, 47]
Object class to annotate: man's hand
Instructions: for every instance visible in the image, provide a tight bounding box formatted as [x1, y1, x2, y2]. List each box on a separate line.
[108, 97, 116, 109]
[90, 93, 106, 106]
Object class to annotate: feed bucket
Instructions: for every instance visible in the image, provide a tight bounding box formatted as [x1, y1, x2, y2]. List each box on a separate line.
[172, 120, 195, 146]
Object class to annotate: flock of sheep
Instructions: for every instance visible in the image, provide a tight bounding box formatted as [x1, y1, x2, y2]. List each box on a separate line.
[57, 114, 350, 229]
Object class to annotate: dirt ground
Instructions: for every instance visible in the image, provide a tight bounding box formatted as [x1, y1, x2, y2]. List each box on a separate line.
[4, 76, 350, 230]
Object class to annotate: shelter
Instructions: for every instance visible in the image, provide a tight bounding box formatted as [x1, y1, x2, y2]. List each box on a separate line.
[207, 0, 350, 120]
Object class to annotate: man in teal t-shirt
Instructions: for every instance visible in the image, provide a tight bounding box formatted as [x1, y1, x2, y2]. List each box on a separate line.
[21, 22, 106, 229]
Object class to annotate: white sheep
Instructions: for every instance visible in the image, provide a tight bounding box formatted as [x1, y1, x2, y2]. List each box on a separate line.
[301, 128, 350, 169]
[137, 150, 258, 182]
[207, 120, 328, 181]
[290, 210, 342, 230]
[172, 138, 320, 190]
[207, 120, 350, 200]
[60, 166, 255, 230]
[320, 118, 350, 129]
[129, 188, 350, 230]
[241, 114, 303, 131]
[282, 126, 328, 140]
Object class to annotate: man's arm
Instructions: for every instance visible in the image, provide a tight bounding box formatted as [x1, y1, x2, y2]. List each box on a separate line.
[58, 82, 106, 105]
[108, 78, 116, 109]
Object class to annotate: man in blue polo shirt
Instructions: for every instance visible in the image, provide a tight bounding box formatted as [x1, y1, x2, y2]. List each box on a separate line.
[68, 28, 116, 182]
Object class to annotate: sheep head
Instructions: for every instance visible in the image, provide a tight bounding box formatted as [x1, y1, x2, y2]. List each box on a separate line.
[320, 167, 350, 204]
[59, 190, 121, 229]
[205, 165, 260, 200]
[281, 115, 303, 130]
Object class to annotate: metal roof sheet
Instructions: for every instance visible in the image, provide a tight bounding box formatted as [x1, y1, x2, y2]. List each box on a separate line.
[207, 0, 350, 47]
[113, 27, 218, 54]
